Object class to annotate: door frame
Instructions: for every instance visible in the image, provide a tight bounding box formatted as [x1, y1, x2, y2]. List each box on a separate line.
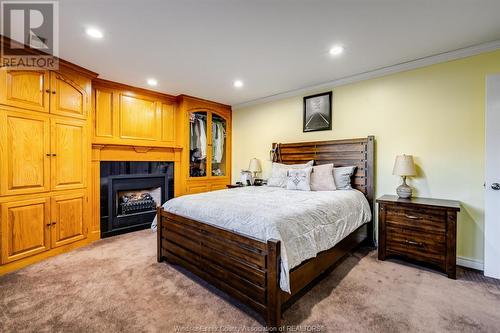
[485, 74, 500, 279]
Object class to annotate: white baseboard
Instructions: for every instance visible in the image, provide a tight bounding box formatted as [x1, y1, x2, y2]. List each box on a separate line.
[457, 256, 484, 271]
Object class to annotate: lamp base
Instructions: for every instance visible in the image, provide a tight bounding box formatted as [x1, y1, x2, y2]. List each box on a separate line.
[396, 184, 412, 198]
[396, 176, 412, 198]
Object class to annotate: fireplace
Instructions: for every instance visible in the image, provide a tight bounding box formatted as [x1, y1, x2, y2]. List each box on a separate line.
[100, 161, 174, 237]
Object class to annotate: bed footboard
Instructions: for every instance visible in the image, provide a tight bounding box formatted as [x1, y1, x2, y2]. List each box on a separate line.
[157, 208, 282, 328]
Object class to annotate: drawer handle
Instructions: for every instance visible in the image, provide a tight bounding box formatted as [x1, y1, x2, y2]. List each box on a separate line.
[405, 240, 423, 247]
[405, 214, 421, 220]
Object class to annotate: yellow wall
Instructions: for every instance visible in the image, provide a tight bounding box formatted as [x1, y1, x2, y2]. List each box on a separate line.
[232, 50, 500, 264]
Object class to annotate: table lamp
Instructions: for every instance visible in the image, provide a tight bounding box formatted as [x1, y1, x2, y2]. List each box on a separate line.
[248, 158, 262, 182]
[392, 155, 416, 198]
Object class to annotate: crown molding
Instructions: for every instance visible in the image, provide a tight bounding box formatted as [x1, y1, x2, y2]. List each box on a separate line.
[232, 39, 500, 110]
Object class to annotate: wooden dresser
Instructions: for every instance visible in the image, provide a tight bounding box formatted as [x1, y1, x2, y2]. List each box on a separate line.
[377, 195, 460, 278]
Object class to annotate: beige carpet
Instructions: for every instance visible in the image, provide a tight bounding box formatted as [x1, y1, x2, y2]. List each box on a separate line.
[1, 230, 499, 333]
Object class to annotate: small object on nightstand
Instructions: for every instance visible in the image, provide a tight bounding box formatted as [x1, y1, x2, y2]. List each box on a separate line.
[377, 195, 460, 279]
[392, 155, 416, 198]
[227, 183, 244, 189]
[240, 170, 253, 186]
[253, 178, 264, 186]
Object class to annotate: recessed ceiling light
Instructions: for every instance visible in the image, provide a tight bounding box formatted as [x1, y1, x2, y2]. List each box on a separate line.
[86, 27, 103, 39]
[233, 80, 243, 88]
[147, 78, 158, 86]
[329, 45, 344, 56]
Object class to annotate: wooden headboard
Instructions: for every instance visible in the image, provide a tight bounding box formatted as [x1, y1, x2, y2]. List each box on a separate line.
[272, 136, 375, 208]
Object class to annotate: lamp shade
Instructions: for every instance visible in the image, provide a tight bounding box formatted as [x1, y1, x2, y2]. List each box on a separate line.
[248, 158, 262, 173]
[392, 155, 416, 176]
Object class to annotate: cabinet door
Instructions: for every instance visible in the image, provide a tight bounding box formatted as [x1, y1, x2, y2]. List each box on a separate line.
[50, 72, 87, 119]
[0, 111, 51, 195]
[0, 70, 50, 113]
[94, 87, 115, 138]
[189, 111, 208, 178]
[120, 94, 159, 141]
[51, 192, 87, 248]
[0, 197, 51, 264]
[161, 102, 175, 144]
[51, 118, 87, 190]
[210, 112, 228, 177]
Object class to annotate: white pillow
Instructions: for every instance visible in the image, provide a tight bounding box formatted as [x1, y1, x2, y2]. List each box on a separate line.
[286, 167, 313, 191]
[310, 163, 336, 191]
[333, 166, 357, 190]
[267, 160, 314, 188]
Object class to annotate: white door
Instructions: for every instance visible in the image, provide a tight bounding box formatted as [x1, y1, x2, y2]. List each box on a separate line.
[485, 74, 500, 279]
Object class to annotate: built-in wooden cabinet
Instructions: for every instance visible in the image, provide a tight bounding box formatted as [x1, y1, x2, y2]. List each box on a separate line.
[0, 59, 230, 274]
[0, 69, 89, 119]
[178, 96, 232, 195]
[0, 191, 89, 264]
[92, 79, 176, 147]
[0, 111, 87, 195]
[0, 64, 94, 274]
[0, 197, 51, 264]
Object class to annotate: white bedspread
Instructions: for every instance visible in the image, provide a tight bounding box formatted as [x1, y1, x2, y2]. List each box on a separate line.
[155, 186, 371, 292]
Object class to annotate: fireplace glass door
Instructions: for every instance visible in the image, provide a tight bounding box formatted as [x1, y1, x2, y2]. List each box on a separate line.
[100, 161, 174, 237]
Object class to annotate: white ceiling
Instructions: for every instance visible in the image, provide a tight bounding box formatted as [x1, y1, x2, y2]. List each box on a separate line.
[59, 0, 500, 106]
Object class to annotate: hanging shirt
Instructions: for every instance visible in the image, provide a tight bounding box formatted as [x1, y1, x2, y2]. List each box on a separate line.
[213, 121, 225, 163]
[198, 118, 206, 159]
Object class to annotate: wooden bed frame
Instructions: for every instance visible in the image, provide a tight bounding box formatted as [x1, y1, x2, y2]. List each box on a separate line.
[157, 136, 375, 328]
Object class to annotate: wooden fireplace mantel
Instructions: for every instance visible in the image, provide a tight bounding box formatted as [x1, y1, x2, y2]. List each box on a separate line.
[90, 144, 183, 240]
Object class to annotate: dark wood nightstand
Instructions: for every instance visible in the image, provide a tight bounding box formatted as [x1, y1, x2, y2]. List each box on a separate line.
[377, 195, 460, 279]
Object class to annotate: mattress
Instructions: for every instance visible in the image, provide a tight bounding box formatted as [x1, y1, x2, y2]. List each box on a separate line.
[154, 186, 371, 292]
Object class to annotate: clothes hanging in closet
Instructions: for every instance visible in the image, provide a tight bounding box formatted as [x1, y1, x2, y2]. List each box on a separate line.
[197, 118, 206, 158]
[190, 115, 206, 159]
[212, 120, 225, 163]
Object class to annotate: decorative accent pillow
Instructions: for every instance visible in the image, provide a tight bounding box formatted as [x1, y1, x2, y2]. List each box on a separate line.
[286, 167, 313, 191]
[333, 166, 357, 190]
[267, 160, 314, 188]
[310, 163, 336, 191]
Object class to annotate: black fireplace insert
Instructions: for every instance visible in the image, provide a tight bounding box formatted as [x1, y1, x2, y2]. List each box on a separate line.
[100, 161, 174, 237]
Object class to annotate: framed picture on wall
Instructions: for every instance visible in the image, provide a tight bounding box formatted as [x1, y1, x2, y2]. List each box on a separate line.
[303, 91, 332, 132]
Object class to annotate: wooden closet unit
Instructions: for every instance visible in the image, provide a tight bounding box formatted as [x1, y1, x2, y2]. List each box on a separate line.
[0, 49, 231, 274]
[178, 95, 232, 194]
[0, 62, 95, 274]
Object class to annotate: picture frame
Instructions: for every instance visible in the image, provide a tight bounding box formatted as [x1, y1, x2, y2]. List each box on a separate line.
[303, 91, 332, 132]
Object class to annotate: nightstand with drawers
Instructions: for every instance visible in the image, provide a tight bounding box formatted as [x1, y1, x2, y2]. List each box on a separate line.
[377, 195, 460, 279]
